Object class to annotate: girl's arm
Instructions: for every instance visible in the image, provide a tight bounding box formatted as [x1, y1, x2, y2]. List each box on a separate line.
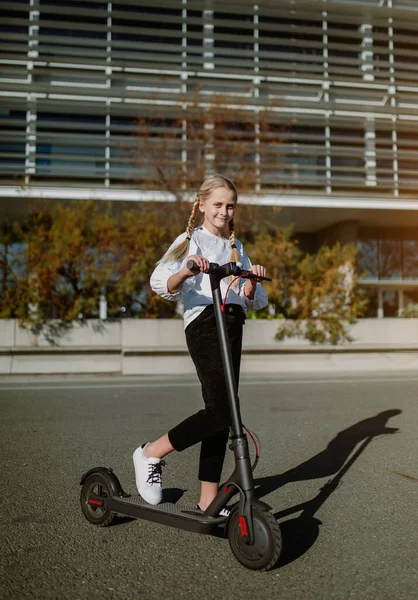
[150, 234, 203, 301]
[243, 264, 267, 300]
[150, 233, 186, 300]
[167, 254, 210, 294]
[238, 245, 268, 310]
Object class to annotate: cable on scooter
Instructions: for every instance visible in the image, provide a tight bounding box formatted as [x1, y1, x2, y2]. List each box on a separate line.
[221, 271, 262, 472]
[243, 425, 260, 472]
[221, 267, 270, 312]
[221, 276, 241, 312]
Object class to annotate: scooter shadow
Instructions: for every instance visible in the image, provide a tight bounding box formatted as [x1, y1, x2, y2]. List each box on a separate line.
[163, 487, 186, 504]
[253, 409, 401, 567]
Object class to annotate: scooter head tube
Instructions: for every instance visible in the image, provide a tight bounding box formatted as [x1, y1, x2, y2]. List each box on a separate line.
[208, 262, 241, 291]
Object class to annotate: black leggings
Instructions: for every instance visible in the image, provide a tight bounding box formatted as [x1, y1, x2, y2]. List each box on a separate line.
[168, 304, 245, 483]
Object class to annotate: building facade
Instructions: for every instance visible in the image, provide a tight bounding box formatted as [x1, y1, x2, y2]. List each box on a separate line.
[1, 0, 418, 316]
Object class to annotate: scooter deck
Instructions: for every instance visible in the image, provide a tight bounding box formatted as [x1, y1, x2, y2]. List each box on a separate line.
[109, 494, 228, 535]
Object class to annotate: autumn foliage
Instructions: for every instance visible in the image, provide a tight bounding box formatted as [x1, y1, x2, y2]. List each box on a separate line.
[0, 218, 24, 319]
[248, 230, 368, 343]
[0, 201, 367, 343]
[0, 202, 178, 328]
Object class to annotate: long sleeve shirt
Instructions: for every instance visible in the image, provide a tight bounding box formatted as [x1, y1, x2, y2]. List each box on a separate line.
[150, 226, 268, 329]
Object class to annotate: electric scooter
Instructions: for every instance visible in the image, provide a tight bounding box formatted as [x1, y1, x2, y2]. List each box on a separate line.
[80, 260, 282, 571]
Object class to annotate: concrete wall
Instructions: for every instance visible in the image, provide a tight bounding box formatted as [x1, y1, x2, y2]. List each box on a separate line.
[1, 318, 418, 375]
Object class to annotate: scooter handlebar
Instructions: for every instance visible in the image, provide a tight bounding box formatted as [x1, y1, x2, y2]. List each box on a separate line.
[186, 260, 272, 282]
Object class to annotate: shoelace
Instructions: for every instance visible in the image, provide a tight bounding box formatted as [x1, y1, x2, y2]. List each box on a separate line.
[146, 460, 165, 485]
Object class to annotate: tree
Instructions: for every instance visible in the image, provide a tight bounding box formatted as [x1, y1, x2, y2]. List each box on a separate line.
[0, 219, 24, 318]
[14, 202, 118, 340]
[2, 201, 179, 338]
[285, 243, 368, 344]
[131, 91, 285, 203]
[106, 208, 178, 319]
[28, 204, 107, 318]
[245, 227, 301, 314]
[249, 232, 368, 344]
[401, 303, 418, 318]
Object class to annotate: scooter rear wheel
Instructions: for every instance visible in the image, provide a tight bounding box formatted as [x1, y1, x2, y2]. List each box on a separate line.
[80, 473, 116, 527]
[228, 507, 282, 571]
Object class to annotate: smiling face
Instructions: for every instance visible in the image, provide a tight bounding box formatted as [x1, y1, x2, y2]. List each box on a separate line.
[199, 186, 237, 237]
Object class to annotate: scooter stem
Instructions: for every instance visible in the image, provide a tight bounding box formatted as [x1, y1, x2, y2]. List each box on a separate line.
[210, 281, 244, 439]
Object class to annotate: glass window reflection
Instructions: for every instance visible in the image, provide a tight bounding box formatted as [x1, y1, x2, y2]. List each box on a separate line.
[358, 229, 418, 280]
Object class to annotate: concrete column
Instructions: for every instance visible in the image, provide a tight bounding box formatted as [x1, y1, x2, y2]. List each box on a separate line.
[203, 8, 214, 70]
[181, 1, 188, 191]
[364, 119, 377, 187]
[323, 12, 331, 194]
[377, 288, 384, 319]
[360, 23, 374, 82]
[99, 290, 107, 320]
[202, 6, 214, 176]
[398, 289, 404, 316]
[25, 0, 40, 185]
[387, 4, 399, 197]
[104, 2, 112, 187]
[254, 5, 261, 192]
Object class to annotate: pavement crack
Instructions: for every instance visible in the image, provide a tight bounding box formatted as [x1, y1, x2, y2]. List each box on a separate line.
[392, 471, 418, 482]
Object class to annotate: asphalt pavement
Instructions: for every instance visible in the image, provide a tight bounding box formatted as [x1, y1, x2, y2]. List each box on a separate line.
[1, 372, 417, 600]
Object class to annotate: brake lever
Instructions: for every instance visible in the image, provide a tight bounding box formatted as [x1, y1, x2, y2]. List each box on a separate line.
[241, 271, 272, 282]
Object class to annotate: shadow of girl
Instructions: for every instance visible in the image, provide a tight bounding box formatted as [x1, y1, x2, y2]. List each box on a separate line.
[253, 409, 401, 568]
[255, 409, 401, 498]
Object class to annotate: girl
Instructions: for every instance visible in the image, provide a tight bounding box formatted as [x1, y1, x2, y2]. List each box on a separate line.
[133, 174, 268, 513]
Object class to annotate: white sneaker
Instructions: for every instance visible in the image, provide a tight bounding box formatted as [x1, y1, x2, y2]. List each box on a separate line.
[133, 443, 164, 505]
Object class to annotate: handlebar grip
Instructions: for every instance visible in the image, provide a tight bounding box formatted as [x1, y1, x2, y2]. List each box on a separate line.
[186, 259, 201, 274]
[187, 260, 223, 276]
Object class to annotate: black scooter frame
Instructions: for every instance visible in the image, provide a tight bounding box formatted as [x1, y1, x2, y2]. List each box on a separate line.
[80, 261, 271, 542]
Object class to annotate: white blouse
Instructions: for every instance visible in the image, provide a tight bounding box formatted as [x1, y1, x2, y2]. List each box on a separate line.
[150, 226, 269, 329]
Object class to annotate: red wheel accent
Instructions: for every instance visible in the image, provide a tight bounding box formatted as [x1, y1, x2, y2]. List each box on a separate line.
[80, 475, 116, 527]
[88, 499, 104, 506]
[239, 516, 249, 537]
[228, 507, 282, 570]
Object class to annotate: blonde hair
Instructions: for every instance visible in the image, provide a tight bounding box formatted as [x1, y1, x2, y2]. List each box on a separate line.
[160, 174, 240, 264]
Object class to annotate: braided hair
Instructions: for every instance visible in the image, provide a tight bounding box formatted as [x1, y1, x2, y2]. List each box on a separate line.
[229, 218, 240, 264]
[159, 174, 239, 264]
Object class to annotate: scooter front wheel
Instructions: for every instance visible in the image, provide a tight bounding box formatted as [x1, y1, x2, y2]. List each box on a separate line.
[80, 473, 116, 527]
[228, 507, 282, 571]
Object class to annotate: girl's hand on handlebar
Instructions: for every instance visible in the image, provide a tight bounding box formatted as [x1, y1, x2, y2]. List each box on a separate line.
[249, 265, 267, 282]
[183, 255, 210, 277]
[244, 265, 267, 298]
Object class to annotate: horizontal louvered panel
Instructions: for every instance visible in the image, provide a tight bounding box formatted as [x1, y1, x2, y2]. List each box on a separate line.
[2, 0, 418, 198]
[38, 35, 108, 50]
[0, 152, 26, 160]
[41, 0, 107, 6]
[0, 33, 29, 44]
[0, 1, 29, 10]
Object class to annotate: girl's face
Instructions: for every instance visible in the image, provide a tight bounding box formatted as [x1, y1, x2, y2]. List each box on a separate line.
[199, 186, 236, 237]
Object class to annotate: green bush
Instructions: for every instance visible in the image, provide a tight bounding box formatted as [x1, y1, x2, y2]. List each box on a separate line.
[402, 303, 418, 318]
